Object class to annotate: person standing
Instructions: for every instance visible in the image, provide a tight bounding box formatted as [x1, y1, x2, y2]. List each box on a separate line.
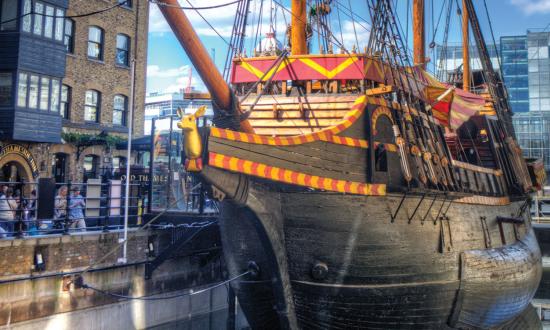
[68, 186, 86, 231]
[0, 186, 14, 237]
[52, 186, 68, 231]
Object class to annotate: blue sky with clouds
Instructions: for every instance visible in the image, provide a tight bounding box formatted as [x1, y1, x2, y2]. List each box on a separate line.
[146, 0, 550, 94]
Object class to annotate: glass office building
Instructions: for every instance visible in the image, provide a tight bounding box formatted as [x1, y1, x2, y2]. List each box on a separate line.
[500, 36, 529, 113]
[510, 31, 550, 172]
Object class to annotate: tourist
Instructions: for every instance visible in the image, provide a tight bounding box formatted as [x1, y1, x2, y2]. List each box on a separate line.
[0, 186, 14, 237]
[24, 190, 38, 235]
[68, 186, 86, 231]
[52, 185, 68, 231]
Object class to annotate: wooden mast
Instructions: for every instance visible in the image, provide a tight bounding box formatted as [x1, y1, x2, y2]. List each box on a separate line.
[157, 0, 253, 132]
[291, 0, 307, 55]
[413, 0, 425, 68]
[462, 0, 471, 91]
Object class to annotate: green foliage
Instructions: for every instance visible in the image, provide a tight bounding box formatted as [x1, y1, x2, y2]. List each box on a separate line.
[61, 132, 126, 148]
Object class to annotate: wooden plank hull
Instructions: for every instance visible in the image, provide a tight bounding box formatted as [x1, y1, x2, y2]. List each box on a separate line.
[216, 190, 541, 329]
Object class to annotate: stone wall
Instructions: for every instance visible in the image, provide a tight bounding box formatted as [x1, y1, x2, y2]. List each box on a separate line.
[0, 225, 237, 328]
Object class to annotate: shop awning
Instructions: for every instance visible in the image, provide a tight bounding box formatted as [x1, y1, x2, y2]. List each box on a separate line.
[116, 136, 152, 152]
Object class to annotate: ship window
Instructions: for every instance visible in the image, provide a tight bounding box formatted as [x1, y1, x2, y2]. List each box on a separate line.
[375, 145, 388, 172]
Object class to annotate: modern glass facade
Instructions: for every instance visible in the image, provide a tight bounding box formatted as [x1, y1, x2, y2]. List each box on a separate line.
[500, 36, 529, 113]
[513, 112, 550, 168]
[144, 92, 213, 135]
[435, 43, 500, 82]
[528, 32, 550, 112]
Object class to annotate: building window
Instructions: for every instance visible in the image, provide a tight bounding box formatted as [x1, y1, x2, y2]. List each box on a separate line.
[113, 94, 127, 126]
[17, 73, 27, 107]
[33, 2, 44, 35]
[54, 9, 64, 41]
[22, 0, 31, 32]
[60, 84, 71, 119]
[64, 19, 74, 53]
[44, 5, 54, 38]
[83, 155, 99, 180]
[84, 90, 100, 122]
[29, 75, 39, 109]
[116, 34, 130, 66]
[39, 77, 50, 110]
[88, 26, 104, 60]
[0, 72, 12, 107]
[16, 72, 61, 112]
[23, 1, 65, 39]
[0, 0, 18, 31]
[51, 79, 60, 113]
[118, 0, 132, 8]
[112, 156, 126, 174]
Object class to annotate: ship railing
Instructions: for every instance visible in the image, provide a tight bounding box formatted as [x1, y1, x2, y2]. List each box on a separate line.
[451, 159, 507, 196]
[0, 180, 147, 239]
[533, 195, 550, 224]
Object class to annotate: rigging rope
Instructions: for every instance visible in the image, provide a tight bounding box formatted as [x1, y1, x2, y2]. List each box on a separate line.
[82, 271, 250, 301]
[152, 0, 242, 10]
[0, 0, 130, 25]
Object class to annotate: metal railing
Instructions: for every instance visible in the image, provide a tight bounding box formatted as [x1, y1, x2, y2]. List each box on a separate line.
[533, 195, 550, 224]
[0, 180, 146, 239]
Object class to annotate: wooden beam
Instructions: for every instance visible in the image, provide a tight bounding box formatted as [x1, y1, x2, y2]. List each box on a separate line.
[291, 0, 307, 55]
[413, 0, 426, 68]
[462, 0, 471, 92]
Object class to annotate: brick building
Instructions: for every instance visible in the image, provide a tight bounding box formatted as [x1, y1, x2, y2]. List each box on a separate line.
[0, 0, 148, 185]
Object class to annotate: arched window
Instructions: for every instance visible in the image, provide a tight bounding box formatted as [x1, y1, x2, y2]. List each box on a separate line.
[116, 34, 130, 66]
[83, 155, 99, 180]
[113, 94, 127, 126]
[52, 153, 68, 183]
[112, 156, 126, 174]
[84, 90, 100, 122]
[87, 26, 104, 60]
[64, 19, 75, 53]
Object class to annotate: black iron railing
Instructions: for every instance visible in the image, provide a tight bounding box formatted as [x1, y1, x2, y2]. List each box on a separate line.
[0, 180, 147, 238]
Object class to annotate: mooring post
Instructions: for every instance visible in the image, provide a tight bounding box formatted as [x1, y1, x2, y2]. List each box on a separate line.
[226, 285, 236, 330]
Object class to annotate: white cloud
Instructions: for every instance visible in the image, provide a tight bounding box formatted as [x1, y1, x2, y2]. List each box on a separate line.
[147, 65, 190, 78]
[146, 65, 206, 94]
[510, 0, 550, 14]
[148, 0, 241, 37]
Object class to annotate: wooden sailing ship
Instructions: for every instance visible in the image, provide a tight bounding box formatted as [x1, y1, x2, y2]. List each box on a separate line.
[157, 0, 546, 328]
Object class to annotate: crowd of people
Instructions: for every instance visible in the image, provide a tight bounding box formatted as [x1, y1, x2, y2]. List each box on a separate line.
[0, 185, 86, 238]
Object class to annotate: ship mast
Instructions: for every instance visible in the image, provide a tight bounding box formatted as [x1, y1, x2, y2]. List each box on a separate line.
[156, 0, 253, 132]
[291, 0, 307, 55]
[412, 0, 425, 68]
[462, 0, 470, 91]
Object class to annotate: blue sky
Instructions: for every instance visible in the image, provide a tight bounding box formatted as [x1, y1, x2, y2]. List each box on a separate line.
[146, 0, 550, 94]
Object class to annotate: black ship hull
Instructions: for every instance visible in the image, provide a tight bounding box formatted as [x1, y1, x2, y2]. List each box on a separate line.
[218, 188, 542, 329]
